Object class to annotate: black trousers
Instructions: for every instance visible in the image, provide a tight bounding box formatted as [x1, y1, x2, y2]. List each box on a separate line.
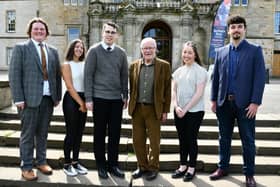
[174, 111, 204, 167]
[62, 91, 87, 164]
[93, 97, 123, 169]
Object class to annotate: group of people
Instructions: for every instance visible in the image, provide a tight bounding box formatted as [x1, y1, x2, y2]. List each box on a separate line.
[8, 15, 265, 187]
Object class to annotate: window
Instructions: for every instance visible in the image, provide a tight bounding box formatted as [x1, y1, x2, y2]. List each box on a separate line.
[6, 10, 16, 32]
[64, 0, 70, 5]
[233, 0, 248, 6]
[78, 0, 84, 5]
[71, 0, 77, 6]
[241, 0, 248, 6]
[233, 0, 239, 6]
[6, 47, 13, 65]
[275, 11, 280, 34]
[68, 27, 80, 43]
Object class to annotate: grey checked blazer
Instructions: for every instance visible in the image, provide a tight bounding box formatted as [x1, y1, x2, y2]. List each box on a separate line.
[9, 39, 62, 107]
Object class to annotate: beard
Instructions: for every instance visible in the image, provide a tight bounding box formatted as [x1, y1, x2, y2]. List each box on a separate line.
[232, 33, 241, 40]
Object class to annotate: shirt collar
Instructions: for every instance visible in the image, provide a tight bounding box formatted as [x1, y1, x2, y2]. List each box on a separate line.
[230, 39, 245, 51]
[101, 41, 115, 51]
[31, 38, 45, 47]
[141, 58, 155, 66]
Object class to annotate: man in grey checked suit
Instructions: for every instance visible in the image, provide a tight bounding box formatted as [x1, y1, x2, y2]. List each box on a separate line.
[9, 17, 61, 181]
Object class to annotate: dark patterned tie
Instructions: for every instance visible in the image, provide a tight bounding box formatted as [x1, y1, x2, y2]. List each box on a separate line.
[39, 43, 48, 80]
[107, 47, 111, 51]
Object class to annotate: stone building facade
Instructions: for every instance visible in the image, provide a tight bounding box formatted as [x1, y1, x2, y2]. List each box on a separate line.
[0, 0, 277, 75]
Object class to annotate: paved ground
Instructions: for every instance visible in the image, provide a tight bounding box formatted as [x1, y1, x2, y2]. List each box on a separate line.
[0, 167, 279, 187]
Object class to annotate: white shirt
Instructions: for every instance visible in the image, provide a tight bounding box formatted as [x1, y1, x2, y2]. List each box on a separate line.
[64, 61, 85, 92]
[32, 39, 50, 96]
[172, 63, 207, 112]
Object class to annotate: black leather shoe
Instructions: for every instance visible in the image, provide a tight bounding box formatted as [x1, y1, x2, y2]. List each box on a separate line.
[246, 176, 256, 187]
[98, 168, 108, 179]
[209, 168, 228, 180]
[183, 171, 196, 182]
[145, 171, 158, 181]
[171, 169, 187, 178]
[109, 166, 125, 178]
[132, 169, 147, 179]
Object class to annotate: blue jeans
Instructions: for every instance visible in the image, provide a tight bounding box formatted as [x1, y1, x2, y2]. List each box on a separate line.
[216, 100, 255, 176]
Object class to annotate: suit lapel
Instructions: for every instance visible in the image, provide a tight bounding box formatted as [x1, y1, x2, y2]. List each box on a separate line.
[45, 44, 51, 73]
[27, 39, 43, 73]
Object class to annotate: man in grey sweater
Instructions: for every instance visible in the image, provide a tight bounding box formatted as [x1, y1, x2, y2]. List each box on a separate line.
[84, 22, 128, 179]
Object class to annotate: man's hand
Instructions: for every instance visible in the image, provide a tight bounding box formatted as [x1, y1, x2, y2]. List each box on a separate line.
[211, 101, 217, 113]
[161, 113, 168, 123]
[246, 103, 259, 119]
[16, 102, 25, 110]
[123, 99, 128, 109]
[86, 102, 93, 111]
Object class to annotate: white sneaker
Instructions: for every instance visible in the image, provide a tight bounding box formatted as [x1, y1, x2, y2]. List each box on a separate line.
[63, 164, 78, 177]
[73, 163, 88, 175]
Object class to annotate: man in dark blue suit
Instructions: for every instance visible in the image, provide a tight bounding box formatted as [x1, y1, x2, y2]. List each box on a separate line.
[209, 16, 265, 187]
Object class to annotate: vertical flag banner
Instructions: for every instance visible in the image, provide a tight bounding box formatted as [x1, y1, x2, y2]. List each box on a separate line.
[208, 0, 231, 60]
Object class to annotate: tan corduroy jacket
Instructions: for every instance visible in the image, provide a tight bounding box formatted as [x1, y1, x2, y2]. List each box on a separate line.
[128, 57, 171, 120]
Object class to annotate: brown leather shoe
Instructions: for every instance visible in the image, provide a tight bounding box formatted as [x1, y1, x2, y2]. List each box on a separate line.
[22, 170, 38, 181]
[246, 176, 257, 187]
[37, 164, 53, 175]
[209, 168, 228, 180]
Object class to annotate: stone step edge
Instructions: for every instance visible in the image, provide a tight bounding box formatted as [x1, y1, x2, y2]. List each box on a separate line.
[0, 147, 280, 173]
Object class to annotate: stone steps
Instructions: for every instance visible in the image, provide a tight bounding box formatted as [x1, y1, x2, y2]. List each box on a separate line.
[1, 146, 280, 174]
[1, 129, 280, 156]
[1, 109, 280, 174]
[1, 119, 280, 140]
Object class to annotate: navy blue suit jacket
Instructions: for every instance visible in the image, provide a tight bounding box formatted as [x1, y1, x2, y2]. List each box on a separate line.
[211, 40, 265, 108]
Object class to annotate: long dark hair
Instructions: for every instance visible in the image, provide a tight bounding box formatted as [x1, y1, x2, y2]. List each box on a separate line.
[65, 39, 85, 61]
[182, 41, 203, 66]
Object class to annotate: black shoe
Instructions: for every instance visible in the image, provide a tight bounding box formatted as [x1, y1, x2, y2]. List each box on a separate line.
[171, 169, 187, 178]
[209, 168, 228, 180]
[183, 171, 196, 182]
[132, 169, 147, 179]
[145, 171, 158, 181]
[109, 166, 125, 178]
[98, 168, 108, 179]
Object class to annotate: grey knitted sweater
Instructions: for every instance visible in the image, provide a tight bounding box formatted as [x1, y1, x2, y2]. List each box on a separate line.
[84, 43, 128, 102]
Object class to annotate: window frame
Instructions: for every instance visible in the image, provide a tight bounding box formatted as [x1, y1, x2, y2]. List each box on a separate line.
[64, 0, 70, 5]
[241, 0, 248, 6]
[71, 0, 77, 6]
[67, 27, 81, 43]
[6, 10, 16, 33]
[233, 0, 240, 6]
[275, 11, 280, 34]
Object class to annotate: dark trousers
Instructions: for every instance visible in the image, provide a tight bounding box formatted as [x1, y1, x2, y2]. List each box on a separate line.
[62, 92, 87, 164]
[19, 96, 53, 170]
[93, 98, 123, 169]
[216, 100, 256, 176]
[174, 111, 204, 167]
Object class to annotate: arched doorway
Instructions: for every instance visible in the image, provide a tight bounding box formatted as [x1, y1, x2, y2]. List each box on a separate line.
[142, 21, 172, 64]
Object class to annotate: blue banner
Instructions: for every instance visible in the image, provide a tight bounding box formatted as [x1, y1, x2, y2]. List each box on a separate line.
[208, 0, 231, 59]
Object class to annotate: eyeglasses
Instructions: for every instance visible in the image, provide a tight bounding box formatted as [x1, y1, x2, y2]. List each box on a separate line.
[141, 47, 155, 51]
[104, 30, 117, 35]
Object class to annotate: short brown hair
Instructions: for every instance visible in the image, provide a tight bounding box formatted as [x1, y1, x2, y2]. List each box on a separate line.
[26, 17, 50, 38]
[227, 15, 247, 28]
[102, 21, 119, 32]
